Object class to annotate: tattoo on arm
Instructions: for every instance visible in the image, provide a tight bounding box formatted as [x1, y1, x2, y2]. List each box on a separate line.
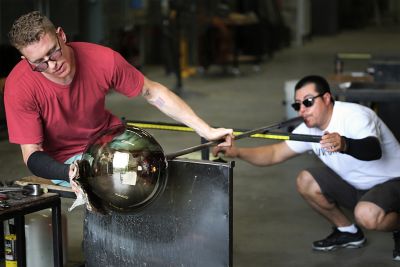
[142, 85, 165, 108]
[154, 97, 165, 108]
[142, 88, 150, 97]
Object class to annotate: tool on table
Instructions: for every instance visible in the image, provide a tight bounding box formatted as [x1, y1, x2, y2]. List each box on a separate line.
[0, 184, 44, 196]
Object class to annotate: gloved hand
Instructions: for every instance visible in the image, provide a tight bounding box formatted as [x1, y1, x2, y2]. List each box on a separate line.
[68, 161, 80, 194]
[68, 160, 92, 212]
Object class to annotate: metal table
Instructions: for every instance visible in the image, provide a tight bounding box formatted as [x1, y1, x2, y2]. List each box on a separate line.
[0, 192, 63, 267]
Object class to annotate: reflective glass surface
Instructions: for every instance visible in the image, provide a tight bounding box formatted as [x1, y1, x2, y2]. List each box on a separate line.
[79, 125, 167, 213]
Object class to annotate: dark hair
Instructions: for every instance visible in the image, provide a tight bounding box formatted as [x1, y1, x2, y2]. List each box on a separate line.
[8, 11, 56, 50]
[294, 75, 334, 103]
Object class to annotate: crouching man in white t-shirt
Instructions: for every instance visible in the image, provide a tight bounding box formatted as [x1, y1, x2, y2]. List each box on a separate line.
[214, 75, 400, 261]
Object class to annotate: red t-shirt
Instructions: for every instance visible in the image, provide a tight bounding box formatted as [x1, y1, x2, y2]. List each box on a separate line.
[4, 42, 144, 162]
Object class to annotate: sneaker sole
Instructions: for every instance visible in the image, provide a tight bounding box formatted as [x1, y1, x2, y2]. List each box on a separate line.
[312, 238, 366, 251]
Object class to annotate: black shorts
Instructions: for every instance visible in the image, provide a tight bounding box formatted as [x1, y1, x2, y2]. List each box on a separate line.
[306, 166, 400, 213]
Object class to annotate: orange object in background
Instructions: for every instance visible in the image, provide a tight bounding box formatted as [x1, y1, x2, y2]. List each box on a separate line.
[179, 38, 196, 78]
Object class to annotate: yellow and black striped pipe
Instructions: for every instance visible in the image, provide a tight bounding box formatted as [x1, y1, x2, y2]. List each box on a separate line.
[125, 120, 321, 143]
[125, 117, 322, 160]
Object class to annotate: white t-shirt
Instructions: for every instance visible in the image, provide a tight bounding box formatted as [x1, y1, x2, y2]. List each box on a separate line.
[286, 101, 400, 190]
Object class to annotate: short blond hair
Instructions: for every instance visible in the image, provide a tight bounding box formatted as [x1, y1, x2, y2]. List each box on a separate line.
[8, 11, 56, 50]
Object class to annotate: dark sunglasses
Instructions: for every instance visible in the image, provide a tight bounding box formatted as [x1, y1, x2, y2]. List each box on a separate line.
[27, 37, 62, 72]
[291, 93, 324, 111]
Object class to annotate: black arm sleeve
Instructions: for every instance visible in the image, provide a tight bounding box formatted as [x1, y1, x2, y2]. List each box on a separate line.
[342, 136, 382, 161]
[27, 151, 70, 181]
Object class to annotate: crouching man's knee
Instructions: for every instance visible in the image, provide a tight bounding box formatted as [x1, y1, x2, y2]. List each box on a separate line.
[296, 170, 318, 196]
[354, 201, 385, 230]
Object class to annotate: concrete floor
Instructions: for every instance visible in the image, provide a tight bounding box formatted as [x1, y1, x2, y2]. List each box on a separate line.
[1, 22, 400, 266]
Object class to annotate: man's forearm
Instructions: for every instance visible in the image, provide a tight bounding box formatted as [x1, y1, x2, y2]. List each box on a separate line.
[237, 147, 275, 166]
[142, 79, 211, 137]
[342, 136, 382, 161]
[27, 151, 70, 180]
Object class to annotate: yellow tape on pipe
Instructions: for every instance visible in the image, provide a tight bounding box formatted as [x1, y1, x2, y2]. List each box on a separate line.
[126, 122, 290, 140]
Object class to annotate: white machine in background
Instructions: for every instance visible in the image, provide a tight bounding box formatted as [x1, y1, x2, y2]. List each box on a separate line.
[25, 209, 68, 267]
[283, 80, 299, 120]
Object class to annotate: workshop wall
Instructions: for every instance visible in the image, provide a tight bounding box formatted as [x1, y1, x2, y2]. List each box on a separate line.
[0, 0, 399, 73]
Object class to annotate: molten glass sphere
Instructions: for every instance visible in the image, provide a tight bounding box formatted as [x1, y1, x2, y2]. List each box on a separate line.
[78, 125, 167, 214]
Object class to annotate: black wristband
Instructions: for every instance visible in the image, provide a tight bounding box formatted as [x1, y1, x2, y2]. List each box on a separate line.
[340, 136, 348, 153]
[27, 151, 70, 181]
[342, 136, 382, 161]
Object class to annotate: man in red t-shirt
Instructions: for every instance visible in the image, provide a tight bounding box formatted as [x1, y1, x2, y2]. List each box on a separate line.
[5, 11, 232, 189]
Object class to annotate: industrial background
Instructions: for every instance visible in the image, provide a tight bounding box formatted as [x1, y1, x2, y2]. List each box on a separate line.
[1, 0, 400, 266]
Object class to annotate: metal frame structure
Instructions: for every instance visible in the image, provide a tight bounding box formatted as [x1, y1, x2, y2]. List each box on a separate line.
[0, 193, 63, 267]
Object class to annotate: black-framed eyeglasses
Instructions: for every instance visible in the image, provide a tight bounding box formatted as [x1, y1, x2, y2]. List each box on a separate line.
[291, 93, 324, 111]
[27, 37, 62, 72]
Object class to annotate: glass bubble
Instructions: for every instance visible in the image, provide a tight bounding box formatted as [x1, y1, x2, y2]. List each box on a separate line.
[78, 125, 167, 214]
